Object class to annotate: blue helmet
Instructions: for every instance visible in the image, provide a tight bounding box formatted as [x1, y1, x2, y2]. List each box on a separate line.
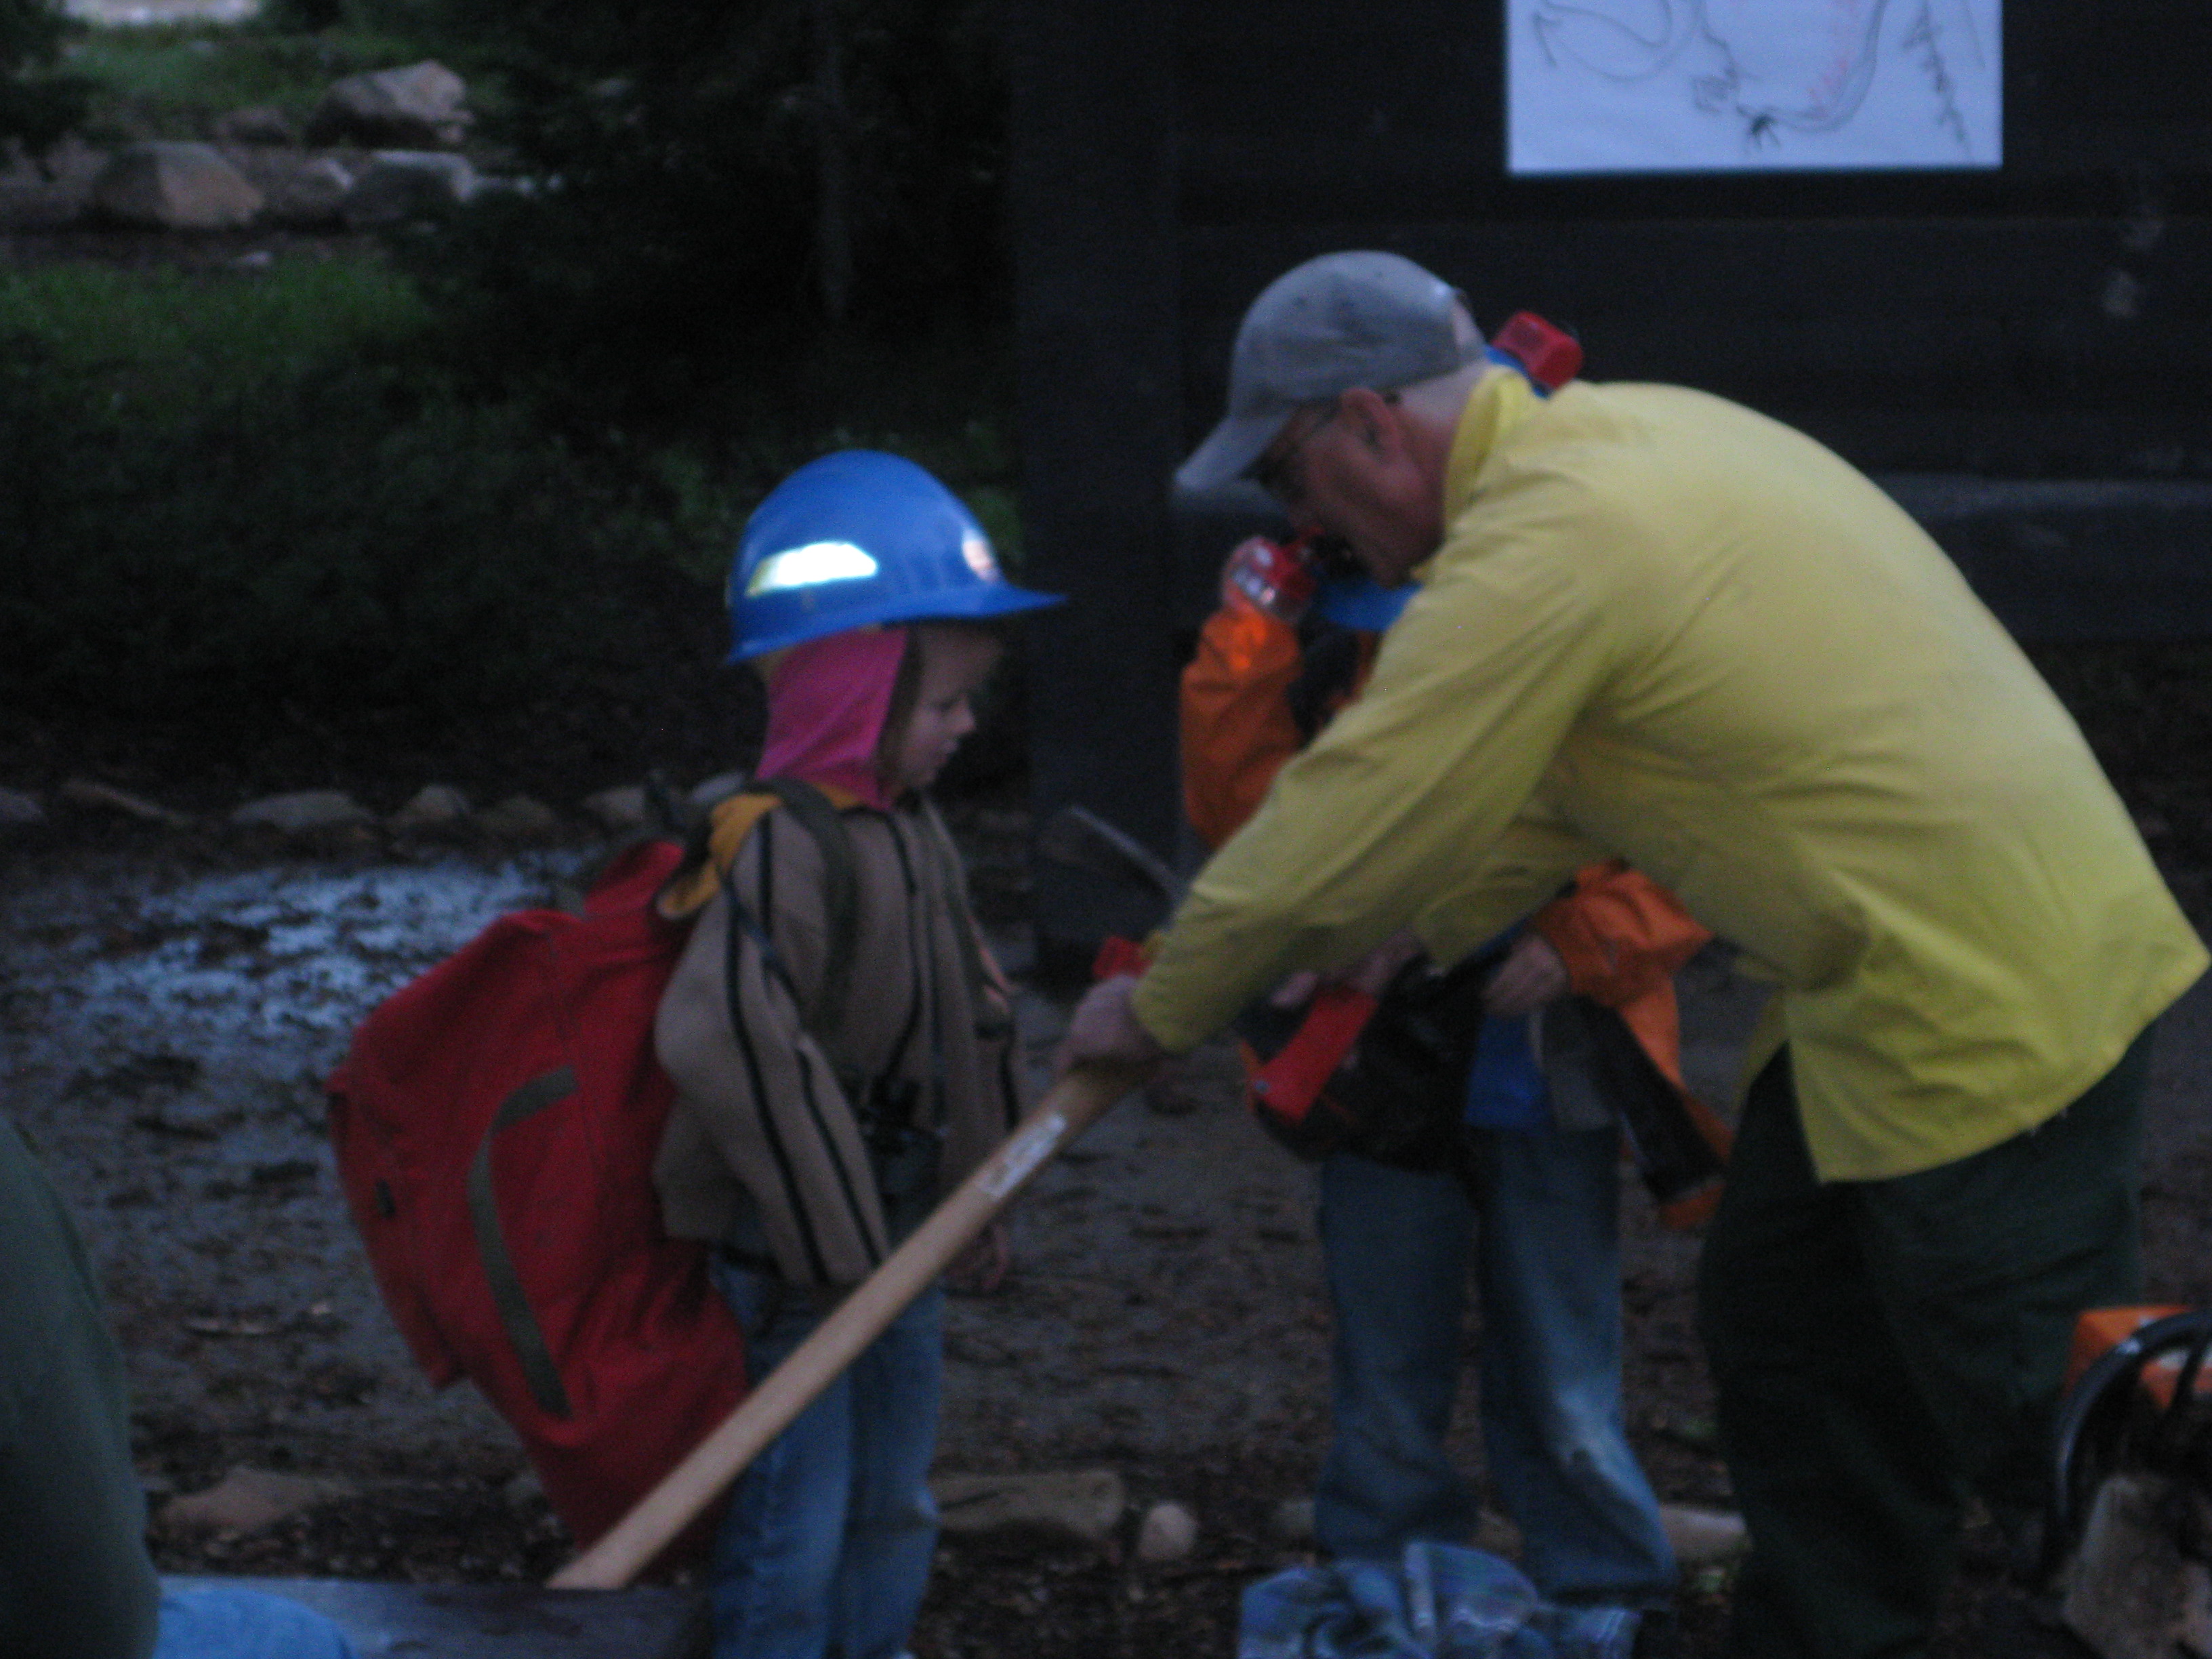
[726, 450, 1062, 661]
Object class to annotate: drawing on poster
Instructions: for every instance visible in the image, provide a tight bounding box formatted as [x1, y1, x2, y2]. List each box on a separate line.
[1507, 0, 2001, 174]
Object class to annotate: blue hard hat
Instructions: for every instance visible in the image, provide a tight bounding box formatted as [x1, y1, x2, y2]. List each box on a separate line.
[726, 450, 1062, 661]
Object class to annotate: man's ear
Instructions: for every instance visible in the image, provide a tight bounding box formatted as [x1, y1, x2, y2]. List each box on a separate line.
[1338, 386, 1400, 457]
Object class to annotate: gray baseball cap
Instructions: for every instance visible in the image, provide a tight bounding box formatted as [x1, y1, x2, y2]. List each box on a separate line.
[1176, 251, 1480, 494]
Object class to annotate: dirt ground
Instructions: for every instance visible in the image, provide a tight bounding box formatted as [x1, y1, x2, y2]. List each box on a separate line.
[3, 771, 2209, 1657]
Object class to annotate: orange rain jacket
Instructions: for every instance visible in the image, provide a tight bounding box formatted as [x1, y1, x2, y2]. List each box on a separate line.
[1180, 596, 1710, 1088]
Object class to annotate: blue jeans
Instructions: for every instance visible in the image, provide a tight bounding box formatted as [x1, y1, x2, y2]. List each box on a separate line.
[1313, 1134, 1676, 1607]
[152, 1586, 357, 1658]
[708, 1255, 942, 1659]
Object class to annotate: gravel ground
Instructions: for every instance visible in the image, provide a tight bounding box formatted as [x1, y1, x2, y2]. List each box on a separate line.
[3, 796, 2207, 1654]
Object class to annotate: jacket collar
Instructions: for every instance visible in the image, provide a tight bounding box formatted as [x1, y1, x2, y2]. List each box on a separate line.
[1440, 368, 1543, 532]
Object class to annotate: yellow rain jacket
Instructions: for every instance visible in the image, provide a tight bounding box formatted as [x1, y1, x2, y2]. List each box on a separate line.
[1134, 372, 2205, 1181]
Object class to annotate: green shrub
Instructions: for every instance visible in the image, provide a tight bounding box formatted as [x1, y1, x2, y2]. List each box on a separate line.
[0, 257, 682, 731]
[68, 20, 420, 140]
[388, 0, 1008, 440]
[0, 0, 88, 150]
[0, 234, 1025, 765]
[0, 257, 430, 422]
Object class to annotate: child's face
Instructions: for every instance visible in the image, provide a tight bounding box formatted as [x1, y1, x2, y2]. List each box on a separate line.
[887, 626, 1004, 794]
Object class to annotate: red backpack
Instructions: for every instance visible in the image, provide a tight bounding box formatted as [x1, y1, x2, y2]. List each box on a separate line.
[326, 839, 743, 1561]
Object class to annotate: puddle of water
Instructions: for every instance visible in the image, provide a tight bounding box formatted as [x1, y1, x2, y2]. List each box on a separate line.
[72, 858, 582, 1042]
[0, 851, 590, 1456]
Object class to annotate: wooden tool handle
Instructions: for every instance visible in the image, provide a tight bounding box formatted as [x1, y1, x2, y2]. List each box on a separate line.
[548, 1061, 1145, 1591]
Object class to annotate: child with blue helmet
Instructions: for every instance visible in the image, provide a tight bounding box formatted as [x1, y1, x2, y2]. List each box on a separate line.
[651, 451, 1059, 1659]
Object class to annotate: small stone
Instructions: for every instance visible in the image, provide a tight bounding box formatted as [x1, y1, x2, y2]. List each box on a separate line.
[1268, 1495, 1315, 1544]
[60, 778, 192, 826]
[932, 1469, 1126, 1551]
[230, 790, 373, 836]
[1659, 1504, 1748, 1567]
[474, 794, 561, 840]
[582, 785, 651, 834]
[0, 787, 44, 826]
[388, 783, 472, 834]
[91, 141, 262, 230]
[1135, 1500, 1197, 1562]
[161, 1467, 354, 1536]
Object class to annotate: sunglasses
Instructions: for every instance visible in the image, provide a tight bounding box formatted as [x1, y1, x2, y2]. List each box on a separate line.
[1248, 399, 1340, 510]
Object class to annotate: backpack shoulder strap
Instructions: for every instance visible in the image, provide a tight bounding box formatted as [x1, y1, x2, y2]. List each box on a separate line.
[919, 799, 1012, 1041]
[754, 777, 862, 1043]
[657, 790, 781, 922]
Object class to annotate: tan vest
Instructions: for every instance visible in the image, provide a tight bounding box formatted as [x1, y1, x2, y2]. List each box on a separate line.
[653, 792, 1019, 1288]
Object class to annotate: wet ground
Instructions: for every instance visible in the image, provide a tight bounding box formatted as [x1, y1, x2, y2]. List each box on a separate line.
[2, 801, 2209, 1655]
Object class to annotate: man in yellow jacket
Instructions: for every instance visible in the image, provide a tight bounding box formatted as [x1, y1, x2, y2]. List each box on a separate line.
[1060, 251, 2207, 1658]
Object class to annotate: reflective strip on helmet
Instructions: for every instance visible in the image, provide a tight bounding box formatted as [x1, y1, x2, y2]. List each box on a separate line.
[746, 541, 880, 596]
[960, 535, 1000, 581]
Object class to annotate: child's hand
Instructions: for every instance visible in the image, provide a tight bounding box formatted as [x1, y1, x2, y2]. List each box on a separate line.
[946, 1220, 1012, 1297]
[1483, 932, 1570, 1019]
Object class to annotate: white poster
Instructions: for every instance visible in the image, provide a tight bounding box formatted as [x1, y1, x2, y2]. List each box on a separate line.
[1507, 0, 2002, 174]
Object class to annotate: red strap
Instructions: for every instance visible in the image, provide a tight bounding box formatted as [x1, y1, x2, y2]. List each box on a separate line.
[1092, 936, 1150, 980]
[1247, 986, 1378, 1125]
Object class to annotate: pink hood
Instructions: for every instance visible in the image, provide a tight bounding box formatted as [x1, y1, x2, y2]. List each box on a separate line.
[757, 629, 909, 810]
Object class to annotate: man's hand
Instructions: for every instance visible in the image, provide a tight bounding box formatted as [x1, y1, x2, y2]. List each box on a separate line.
[947, 1220, 1012, 1296]
[1054, 975, 1170, 1078]
[1337, 927, 1427, 997]
[1267, 927, 1427, 1010]
[1483, 931, 1570, 1019]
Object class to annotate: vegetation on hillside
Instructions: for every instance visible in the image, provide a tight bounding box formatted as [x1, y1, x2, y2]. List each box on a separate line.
[0, 0, 88, 148]
[0, 0, 1022, 784]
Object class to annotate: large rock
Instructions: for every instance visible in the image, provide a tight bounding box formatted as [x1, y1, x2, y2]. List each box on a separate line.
[688, 771, 749, 812]
[340, 150, 477, 228]
[306, 60, 472, 148]
[388, 783, 472, 835]
[2064, 1471, 2212, 1659]
[226, 148, 353, 229]
[60, 777, 191, 826]
[582, 785, 651, 835]
[212, 104, 295, 146]
[230, 790, 375, 836]
[474, 794, 561, 840]
[91, 142, 262, 230]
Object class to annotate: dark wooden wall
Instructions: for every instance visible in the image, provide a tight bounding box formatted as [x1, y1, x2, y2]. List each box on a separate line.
[1010, 1, 2212, 964]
